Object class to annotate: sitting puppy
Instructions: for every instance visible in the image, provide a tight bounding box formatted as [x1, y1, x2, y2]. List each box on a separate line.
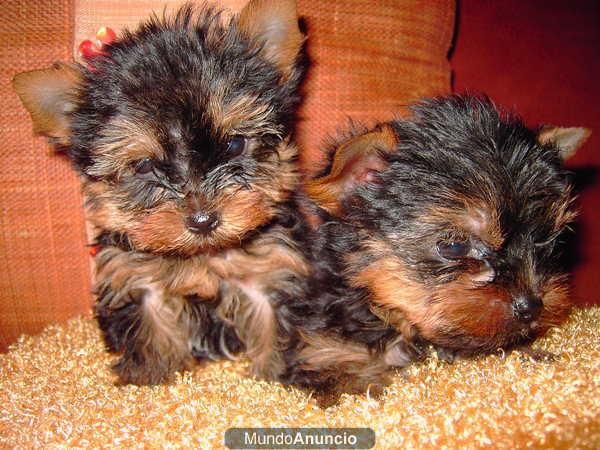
[13, 0, 307, 385]
[277, 95, 589, 394]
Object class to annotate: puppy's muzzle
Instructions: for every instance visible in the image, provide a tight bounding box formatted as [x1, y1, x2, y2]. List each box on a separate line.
[186, 211, 220, 235]
[512, 295, 543, 323]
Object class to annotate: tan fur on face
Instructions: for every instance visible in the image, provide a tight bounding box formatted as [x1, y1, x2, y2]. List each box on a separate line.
[537, 275, 572, 330]
[129, 203, 190, 252]
[350, 253, 433, 335]
[85, 183, 279, 255]
[425, 201, 504, 250]
[351, 235, 572, 351]
[244, 139, 299, 203]
[87, 117, 165, 178]
[213, 188, 273, 243]
[84, 138, 299, 256]
[210, 93, 283, 138]
[84, 181, 132, 232]
[121, 193, 273, 256]
[430, 274, 513, 339]
[352, 254, 518, 349]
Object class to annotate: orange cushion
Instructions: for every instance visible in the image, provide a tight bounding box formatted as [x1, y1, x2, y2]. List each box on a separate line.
[0, 0, 92, 352]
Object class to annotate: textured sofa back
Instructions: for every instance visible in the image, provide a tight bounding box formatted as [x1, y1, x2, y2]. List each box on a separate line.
[0, 0, 93, 351]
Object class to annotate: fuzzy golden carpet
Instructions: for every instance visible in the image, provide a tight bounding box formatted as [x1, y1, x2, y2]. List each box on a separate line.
[1, 308, 598, 448]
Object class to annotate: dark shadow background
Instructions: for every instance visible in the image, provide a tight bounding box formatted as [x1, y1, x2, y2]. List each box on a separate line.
[451, 0, 600, 305]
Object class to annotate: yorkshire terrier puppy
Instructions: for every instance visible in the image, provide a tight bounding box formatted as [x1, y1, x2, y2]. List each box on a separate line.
[277, 95, 590, 393]
[13, 0, 307, 385]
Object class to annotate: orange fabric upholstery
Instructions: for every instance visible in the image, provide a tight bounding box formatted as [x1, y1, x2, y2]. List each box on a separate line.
[294, 1, 454, 170]
[0, 0, 455, 351]
[0, 0, 92, 352]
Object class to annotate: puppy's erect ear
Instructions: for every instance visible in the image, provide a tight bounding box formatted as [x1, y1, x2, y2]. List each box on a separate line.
[537, 126, 591, 160]
[306, 124, 397, 216]
[238, 0, 303, 79]
[12, 62, 82, 147]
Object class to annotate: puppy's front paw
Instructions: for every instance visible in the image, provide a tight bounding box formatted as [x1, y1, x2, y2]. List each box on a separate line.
[96, 284, 193, 385]
[515, 345, 558, 363]
[434, 346, 458, 363]
[112, 350, 174, 385]
[95, 286, 148, 352]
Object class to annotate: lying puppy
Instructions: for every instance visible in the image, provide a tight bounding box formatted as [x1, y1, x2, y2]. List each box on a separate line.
[277, 95, 589, 394]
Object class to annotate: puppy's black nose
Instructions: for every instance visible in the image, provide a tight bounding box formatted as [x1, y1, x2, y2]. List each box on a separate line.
[512, 295, 543, 323]
[186, 211, 219, 235]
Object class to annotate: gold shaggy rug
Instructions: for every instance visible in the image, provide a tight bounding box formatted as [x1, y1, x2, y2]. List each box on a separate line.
[1, 308, 598, 449]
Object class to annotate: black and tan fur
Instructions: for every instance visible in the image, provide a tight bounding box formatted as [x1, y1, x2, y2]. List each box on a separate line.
[13, 0, 308, 385]
[276, 96, 589, 394]
[14, 6, 590, 398]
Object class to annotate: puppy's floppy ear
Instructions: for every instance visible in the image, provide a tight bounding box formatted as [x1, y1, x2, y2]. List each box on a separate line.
[238, 0, 303, 80]
[12, 62, 82, 147]
[306, 124, 397, 216]
[537, 126, 591, 160]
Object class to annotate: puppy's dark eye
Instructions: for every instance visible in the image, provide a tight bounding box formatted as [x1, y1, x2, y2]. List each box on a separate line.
[437, 241, 471, 259]
[225, 136, 247, 158]
[134, 158, 155, 175]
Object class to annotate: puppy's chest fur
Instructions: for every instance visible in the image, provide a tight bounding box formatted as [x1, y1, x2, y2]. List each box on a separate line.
[95, 226, 307, 299]
[93, 215, 309, 382]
